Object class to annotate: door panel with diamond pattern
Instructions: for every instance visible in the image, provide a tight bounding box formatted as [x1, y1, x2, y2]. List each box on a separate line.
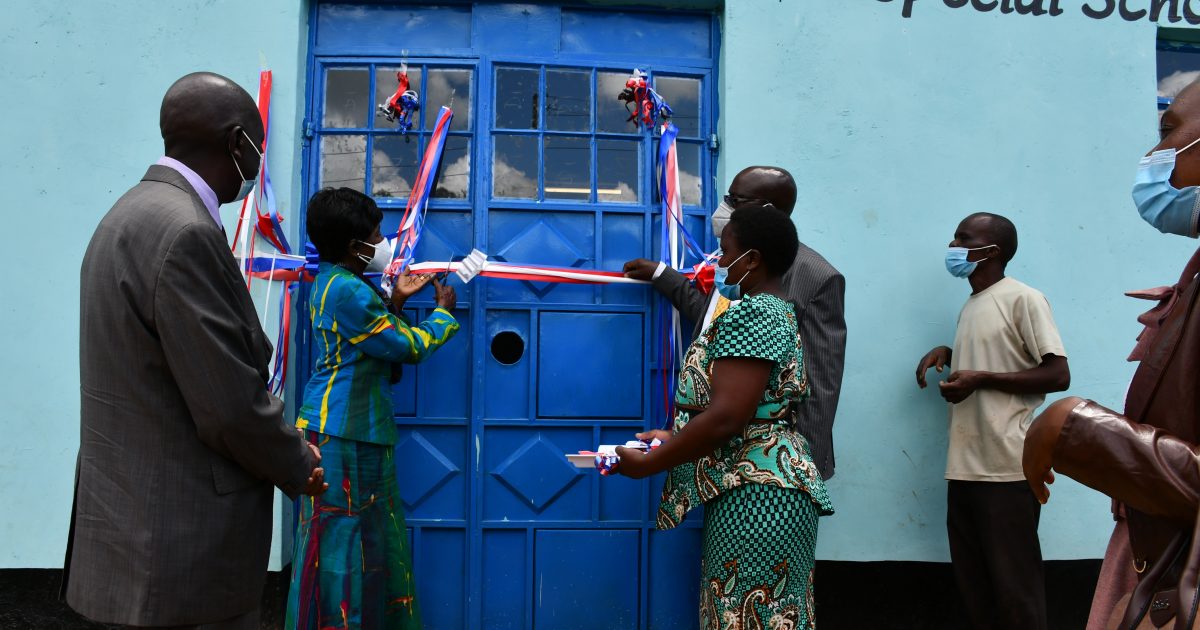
[303, 5, 716, 628]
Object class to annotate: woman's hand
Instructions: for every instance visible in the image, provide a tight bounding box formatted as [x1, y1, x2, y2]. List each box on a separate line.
[391, 272, 433, 310]
[434, 278, 457, 311]
[612, 447, 656, 479]
[634, 429, 671, 443]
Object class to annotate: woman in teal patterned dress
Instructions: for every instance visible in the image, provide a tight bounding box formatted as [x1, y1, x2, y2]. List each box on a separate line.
[286, 188, 459, 629]
[615, 204, 833, 630]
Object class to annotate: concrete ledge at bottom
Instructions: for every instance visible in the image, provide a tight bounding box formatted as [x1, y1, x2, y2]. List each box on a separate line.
[0, 560, 1100, 629]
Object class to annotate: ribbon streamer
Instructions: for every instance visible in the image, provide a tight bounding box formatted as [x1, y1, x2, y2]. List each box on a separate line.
[617, 68, 674, 131]
[226, 69, 298, 397]
[380, 106, 455, 296]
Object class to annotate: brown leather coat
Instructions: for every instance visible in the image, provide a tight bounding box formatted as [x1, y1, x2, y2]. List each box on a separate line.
[1053, 247, 1200, 629]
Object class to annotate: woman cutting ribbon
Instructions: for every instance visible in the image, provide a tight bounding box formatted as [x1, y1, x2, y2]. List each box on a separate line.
[614, 203, 833, 630]
[285, 187, 458, 630]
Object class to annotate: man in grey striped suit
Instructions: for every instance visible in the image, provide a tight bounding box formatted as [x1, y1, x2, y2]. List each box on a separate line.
[623, 166, 846, 480]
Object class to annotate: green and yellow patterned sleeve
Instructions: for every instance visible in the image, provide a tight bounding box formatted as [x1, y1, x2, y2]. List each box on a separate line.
[338, 282, 460, 364]
[709, 295, 792, 364]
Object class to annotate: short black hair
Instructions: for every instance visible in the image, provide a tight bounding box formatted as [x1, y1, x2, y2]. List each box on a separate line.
[966, 212, 1018, 263]
[306, 188, 383, 263]
[726, 203, 800, 276]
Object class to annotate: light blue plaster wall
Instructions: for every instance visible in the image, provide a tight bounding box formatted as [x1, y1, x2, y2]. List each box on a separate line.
[0, 0, 309, 568]
[4, 0, 1196, 569]
[721, 1, 1198, 560]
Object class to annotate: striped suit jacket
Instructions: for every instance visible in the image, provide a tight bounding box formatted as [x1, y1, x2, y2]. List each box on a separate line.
[653, 242, 847, 480]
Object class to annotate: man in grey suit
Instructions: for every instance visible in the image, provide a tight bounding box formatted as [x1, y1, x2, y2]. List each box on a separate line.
[64, 72, 327, 629]
[623, 166, 846, 480]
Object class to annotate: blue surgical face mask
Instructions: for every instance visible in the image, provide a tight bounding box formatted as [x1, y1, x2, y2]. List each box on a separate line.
[1132, 136, 1200, 238]
[945, 246, 994, 279]
[714, 250, 751, 300]
[230, 129, 263, 202]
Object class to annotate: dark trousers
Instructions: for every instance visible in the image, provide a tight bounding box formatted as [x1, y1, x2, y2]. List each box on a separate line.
[126, 608, 259, 630]
[947, 480, 1047, 630]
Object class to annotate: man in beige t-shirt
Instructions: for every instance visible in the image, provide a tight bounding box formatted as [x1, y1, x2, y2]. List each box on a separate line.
[916, 212, 1070, 630]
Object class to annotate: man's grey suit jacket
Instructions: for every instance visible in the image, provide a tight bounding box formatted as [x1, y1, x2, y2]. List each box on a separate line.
[653, 242, 847, 480]
[64, 165, 315, 626]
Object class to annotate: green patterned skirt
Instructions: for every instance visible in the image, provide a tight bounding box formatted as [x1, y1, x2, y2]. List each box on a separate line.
[285, 431, 421, 630]
[700, 483, 820, 630]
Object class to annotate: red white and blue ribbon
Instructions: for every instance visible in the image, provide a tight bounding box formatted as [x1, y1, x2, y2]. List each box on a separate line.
[377, 65, 420, 133]
[656, 121, 712, 429]
[380, 106, 454, 296]
[618, 68, 674, 132]
[228, 70, 298, 398]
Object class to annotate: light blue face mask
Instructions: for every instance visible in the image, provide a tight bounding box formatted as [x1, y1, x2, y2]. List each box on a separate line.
[1132, 136, 1200, 238]
[230, 129, 263, 203]
[713, 250, 751, 300]
[945, 246, 994, 279]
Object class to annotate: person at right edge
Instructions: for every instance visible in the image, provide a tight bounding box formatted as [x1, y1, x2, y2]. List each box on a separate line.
[622, 165, 846, 481]
[1023, 80, 1200, 629]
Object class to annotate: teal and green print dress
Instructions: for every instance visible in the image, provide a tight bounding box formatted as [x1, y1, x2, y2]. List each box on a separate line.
[657, 292, 834, 630]
[286, 263, 458, 630]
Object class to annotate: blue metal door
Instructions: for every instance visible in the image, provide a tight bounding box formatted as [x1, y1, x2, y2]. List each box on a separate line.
[300, 5, 718, 628]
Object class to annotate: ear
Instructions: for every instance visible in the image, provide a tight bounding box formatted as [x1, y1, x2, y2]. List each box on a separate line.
[746, 249, 764, 271]
[226, 125, 244, 158]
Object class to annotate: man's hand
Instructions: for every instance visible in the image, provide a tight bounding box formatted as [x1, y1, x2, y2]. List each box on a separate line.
[1023, 396, 1081, 504]
[434, 278, 457, 311]
[634, 429, 671, 443]
[391, 272, 434, 310]
[938, 370, 989, 404]
[622, 258, 659, 281]
[301, 442, 328, 496]
[915, 346, 952, 388]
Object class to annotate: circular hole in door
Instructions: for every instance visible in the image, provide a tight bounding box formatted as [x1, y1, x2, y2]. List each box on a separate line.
[490, 331, 525, 365]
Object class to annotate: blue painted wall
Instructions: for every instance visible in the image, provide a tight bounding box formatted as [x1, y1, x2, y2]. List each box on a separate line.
[1, 0, 1193, 568]
[719, 2, 1198, 560]
[0, 0, 310, 568]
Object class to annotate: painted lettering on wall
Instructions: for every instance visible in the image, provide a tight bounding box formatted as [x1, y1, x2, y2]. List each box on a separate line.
[877, 0, 1200, 21]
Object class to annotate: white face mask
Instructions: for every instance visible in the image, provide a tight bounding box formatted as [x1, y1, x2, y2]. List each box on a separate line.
[711, 200, 734, 237]
[357, 238, 392, 273]
[230, 129, 262, 202]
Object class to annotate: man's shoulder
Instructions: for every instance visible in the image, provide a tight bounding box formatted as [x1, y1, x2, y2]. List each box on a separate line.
[791, 242, 843, 282]
[106, 169, 208, 231]
[991, 277, 1048, 303]
[782, 242, 843, 306]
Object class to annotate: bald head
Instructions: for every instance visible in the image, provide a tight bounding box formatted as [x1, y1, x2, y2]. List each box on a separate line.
[159, 72, 264, 204]
[160, 72, 263, 156]
[962, 212, 1018, 263]
[728, 166, 797, 214]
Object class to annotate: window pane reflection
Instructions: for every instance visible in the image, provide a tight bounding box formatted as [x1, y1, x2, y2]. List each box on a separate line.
[373, 67, 422, 131]
[434, 136, 471, 199]
[1158, 47, 1200, 101]
[654, 76, 700, 137]
[597, 139, 638, 203]
[677, 142, 702, 206]
[493, 135, 537, 199]
[545, 69, 590, 132]
[324, 69, 370, 128]
[372, 135, 419, 199]
[495, 68, 539, 130]
[426, 69, 472, 132]
[544, 136, 591, 201]
[321, 135, 366, 192]
[598, 71, 636, 134]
